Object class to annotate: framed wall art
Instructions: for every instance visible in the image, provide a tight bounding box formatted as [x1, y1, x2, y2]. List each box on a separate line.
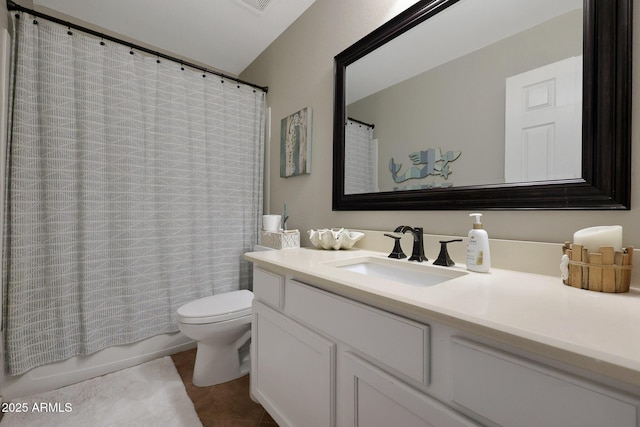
[280, 107, 312, 177]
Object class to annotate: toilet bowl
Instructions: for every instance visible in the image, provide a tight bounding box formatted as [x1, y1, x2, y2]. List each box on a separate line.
[177, 289, 253, 387]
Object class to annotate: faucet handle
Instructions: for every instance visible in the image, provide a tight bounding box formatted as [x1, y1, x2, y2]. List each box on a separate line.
[384, 233, 407, 259]
[433, 239, 463, 267]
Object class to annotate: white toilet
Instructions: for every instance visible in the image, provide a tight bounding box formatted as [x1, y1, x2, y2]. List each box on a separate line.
[177, 289, 253, 387]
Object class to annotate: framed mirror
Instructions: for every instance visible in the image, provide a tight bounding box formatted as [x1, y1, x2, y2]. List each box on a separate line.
[333, 0, 631, 210]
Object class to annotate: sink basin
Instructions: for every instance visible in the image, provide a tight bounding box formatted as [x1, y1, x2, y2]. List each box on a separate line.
[328, 257, 467, 287]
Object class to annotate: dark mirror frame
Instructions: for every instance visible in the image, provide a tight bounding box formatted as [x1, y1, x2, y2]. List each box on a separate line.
[333, 0, 632, 210]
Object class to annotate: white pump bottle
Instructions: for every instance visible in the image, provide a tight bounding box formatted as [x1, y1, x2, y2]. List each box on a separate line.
[466, 213, 491, 273]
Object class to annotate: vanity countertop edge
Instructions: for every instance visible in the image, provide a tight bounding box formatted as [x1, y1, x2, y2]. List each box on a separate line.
[244, 247, 640, 389]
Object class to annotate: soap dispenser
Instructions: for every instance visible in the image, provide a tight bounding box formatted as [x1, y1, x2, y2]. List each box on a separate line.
[466, 213, 491, 273]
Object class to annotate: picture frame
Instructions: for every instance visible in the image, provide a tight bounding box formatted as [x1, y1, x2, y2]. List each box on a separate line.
[280, 107, 312, 177]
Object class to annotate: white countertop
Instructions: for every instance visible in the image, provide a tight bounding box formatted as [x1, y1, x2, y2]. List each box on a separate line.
[245, 247, 640, 388]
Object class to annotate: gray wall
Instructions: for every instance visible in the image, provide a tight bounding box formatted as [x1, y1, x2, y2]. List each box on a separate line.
[240, 0, 640, 247]
[1, 1, 636, 249]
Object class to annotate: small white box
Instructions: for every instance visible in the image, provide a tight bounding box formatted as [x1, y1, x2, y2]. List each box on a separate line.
[260, 230, 300, 249]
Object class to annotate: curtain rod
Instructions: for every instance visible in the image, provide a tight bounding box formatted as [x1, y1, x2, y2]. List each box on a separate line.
[6, 0, 269, 93]
[347, 117, 375, 129]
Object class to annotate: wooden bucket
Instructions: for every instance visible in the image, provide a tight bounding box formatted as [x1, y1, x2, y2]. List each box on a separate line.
[562, 242, 633, 293]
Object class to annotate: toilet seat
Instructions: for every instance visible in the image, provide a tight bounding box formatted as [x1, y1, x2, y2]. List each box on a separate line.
[177, 290, 253, 324]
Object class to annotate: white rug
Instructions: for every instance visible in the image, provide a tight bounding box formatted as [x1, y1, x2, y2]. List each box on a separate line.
[0, 356, 203, 427]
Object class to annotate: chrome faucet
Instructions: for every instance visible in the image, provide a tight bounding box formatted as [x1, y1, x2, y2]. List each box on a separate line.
[393, 226, 428, 262]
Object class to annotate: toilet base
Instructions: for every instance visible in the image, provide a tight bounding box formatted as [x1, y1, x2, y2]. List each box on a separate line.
[192, 330, 251, 387]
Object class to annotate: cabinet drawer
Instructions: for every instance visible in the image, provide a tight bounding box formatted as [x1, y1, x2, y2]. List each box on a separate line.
[451, 338, 640, 427]
[285, 279, 429, 384]
[253, 267, 284, 309]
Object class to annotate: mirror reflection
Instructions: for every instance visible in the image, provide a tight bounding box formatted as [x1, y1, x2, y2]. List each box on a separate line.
[344, 0, 583, 195]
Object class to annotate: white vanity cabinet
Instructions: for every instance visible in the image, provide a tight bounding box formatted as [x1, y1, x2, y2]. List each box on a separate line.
[284, 278, 475, 427]
[250, 265, 640, 427]
[251, 266, 478, 427]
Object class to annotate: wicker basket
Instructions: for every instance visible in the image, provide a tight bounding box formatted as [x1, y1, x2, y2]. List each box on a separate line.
[562, 242, 633, 293]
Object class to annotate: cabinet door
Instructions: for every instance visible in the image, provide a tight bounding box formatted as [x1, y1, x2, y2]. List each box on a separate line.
[339, 352, 478, 427]
[251, 301, 336, 427]
[451, 338, 639, 427]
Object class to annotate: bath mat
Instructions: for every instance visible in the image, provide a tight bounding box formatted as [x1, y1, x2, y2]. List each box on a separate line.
[0, 356, 203, 427]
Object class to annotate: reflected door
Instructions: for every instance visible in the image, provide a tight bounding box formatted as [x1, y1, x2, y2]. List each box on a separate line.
[504, 56, 582, 183]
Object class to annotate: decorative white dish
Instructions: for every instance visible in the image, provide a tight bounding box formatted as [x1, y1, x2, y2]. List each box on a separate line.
[308, 228, 365, 250]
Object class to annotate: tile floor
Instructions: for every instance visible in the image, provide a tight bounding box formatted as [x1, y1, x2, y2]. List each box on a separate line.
[171, 348, 278, 427]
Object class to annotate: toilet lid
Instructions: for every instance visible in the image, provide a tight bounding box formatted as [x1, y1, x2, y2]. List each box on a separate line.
[177, 290, 253, 324]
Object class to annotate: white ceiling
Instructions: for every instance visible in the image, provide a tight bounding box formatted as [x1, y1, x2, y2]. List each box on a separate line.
[32, 0, 317, 75]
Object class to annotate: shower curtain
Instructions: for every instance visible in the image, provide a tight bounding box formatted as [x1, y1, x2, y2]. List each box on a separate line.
[344, 119, 377, 194]
[3, 13, 265, 375]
